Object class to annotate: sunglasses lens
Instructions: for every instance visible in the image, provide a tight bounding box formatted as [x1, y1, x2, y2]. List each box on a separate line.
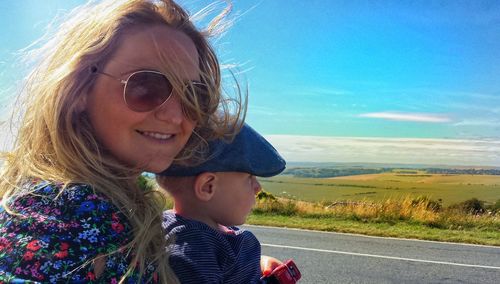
[124, 71, 172, 112]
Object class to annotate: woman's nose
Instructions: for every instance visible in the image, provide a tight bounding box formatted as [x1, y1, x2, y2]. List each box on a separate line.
[154, 94, 184, 124]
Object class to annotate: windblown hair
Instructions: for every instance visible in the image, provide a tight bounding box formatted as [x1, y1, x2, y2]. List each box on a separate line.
[0, 0, 244, 282]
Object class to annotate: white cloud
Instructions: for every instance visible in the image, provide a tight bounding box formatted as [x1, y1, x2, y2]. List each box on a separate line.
[265, 135, 500, 167]
[359, 112, 452, 123]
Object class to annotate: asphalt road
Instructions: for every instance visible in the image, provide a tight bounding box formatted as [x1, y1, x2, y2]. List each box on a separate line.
[242, 225, 500, 284]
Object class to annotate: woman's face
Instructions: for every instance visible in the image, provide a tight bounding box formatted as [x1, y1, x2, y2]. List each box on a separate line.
[86, 25, 198, 173]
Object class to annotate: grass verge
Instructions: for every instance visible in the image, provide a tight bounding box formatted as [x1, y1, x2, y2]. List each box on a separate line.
[246, 214, 500, 246]
[248, 193, 500, 246]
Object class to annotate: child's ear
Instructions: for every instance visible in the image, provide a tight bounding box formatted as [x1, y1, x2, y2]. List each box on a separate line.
[194, 172, 217, 201]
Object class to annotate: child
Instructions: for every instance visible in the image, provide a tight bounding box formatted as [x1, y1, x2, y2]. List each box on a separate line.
[157, 124, 298, 283]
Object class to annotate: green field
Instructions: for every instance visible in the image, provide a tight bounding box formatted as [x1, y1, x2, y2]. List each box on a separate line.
[259, 171, 500, 206]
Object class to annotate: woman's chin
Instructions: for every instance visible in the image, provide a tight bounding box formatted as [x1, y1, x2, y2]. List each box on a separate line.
[143, 159, 175, 174]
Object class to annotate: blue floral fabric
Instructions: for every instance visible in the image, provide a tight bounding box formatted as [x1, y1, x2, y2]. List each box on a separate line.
[0, 179, 157, 283]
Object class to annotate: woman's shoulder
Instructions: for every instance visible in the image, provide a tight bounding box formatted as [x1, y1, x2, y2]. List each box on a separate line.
[9, 179, 125, 222]
[22, 178, 103, 201]
[4, 178, 132, 242]
[0, 178, 134, 282]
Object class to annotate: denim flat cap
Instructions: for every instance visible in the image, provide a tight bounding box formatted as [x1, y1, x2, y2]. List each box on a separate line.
[159, 124, 286, 177]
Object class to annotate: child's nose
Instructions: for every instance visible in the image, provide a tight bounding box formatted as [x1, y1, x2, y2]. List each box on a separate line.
[252, 176, 262, 194]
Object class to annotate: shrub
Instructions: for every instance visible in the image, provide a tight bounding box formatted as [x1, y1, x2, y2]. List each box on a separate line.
[256, 190, 277, 201]
[449, 198, 486, 214]
[411, 196, 442, 212]
[489, 199, 500, 213]
[253, 198, 297, 216]
[137, 174, 154, 191]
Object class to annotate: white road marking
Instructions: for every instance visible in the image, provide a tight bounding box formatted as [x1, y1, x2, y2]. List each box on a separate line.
[261, 243, 500, 270]
[246, 224, 500, 248]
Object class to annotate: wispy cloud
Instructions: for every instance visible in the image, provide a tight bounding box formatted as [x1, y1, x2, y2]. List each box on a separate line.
[265, 135, 500, 167]
[359, 112, 451, 123]
[372, 88, 500, 103]
[446, 102, 500, 114]
[305, 87, 351, 97]
[453, 119, 500, 127]
[255, 85, 351, 98]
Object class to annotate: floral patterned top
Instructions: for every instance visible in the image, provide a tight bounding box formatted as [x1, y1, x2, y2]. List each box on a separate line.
[0, 179, 157, 283]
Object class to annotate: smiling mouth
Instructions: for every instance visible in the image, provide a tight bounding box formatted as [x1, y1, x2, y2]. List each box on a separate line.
[137, 130, 174, 141]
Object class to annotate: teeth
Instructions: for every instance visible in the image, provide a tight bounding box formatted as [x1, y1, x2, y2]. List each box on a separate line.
[141, 131, 173, 140]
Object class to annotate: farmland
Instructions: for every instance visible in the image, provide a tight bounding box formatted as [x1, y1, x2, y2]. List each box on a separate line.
[251, 168, 500, 245]
[259, 170, 500, 206]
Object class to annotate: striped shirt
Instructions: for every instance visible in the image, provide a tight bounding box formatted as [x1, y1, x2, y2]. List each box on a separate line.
[162, 210, 262, 283]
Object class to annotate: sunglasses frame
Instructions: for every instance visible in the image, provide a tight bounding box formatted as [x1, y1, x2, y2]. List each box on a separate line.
[97, 70, 178, 112]
[95, 67, 208, 112]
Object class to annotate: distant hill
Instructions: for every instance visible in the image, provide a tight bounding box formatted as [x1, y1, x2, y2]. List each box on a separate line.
[426, 168, 500, 175]
[282, 165, 500, 178]
[285, 161, 500, 170]
[283, 167, 391, 178]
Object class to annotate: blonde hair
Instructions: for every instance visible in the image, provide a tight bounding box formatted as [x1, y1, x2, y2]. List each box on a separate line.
[0, 0, 244, 282]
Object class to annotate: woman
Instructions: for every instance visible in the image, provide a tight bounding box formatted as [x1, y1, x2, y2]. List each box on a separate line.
[0, 0, 242, 282]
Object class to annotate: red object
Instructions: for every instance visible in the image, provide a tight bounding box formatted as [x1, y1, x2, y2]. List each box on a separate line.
[266, 259, 301, 284]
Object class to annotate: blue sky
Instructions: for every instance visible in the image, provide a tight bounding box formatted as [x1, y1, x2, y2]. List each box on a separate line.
[1, 1, 499, 166]
[227, 0, 500, 139]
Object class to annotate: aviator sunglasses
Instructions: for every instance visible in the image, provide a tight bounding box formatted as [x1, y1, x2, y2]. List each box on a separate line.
[91, 66, 208, 113]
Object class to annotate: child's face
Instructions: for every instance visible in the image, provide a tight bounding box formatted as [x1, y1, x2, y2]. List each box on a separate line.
[211, 172, 262, 226]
